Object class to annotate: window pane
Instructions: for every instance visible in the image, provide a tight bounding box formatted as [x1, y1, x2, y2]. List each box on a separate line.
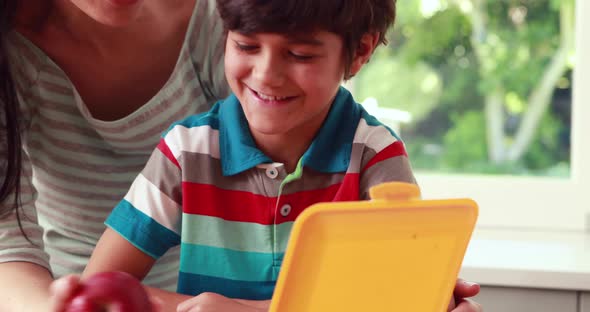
[352, 0, 575, 177]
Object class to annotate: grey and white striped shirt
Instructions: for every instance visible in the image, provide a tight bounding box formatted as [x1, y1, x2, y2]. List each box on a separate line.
[0, 0, 229, 291]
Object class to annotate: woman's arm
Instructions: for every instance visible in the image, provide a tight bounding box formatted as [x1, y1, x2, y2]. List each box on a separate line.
[0, 101, 51, 311]
[0, 84, 51, 311]
[1, 3, 56, 309]
[0, 262, 53, 311]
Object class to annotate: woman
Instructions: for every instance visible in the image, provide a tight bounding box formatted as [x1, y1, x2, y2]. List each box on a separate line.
[1, 0, 229, 310]
[0, 0, 481, 311]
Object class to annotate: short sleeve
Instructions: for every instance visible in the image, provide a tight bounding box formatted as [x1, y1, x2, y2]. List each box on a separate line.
[0, 39, 49, 268]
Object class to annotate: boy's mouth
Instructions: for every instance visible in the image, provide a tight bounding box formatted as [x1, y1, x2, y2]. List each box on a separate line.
[256, 91, 289, 101]
[248, 87, 297, 102]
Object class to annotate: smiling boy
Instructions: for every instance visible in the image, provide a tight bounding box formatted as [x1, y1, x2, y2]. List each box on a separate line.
[54, 0, 483, 311]
[92, 0, 413, 300]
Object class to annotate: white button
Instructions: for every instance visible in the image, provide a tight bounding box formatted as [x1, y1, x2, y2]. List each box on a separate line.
[266, 167, 279, 179]
[280, 204, 292, 217]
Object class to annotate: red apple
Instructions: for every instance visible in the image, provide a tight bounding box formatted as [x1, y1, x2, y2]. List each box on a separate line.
[64, 271, 153, 312]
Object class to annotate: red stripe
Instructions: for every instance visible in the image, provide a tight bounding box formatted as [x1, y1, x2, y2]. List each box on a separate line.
[362, 141, 407, 172]
[182, 173, 361, 225]
[331, 173, 360, 202]
[157, 139, 180, 168]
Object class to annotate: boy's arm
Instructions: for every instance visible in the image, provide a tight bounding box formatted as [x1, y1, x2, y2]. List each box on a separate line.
[175, 292, 270, 312]
[82, 228, 157, 280]
[81, 228, 193, 312]
[82, 135, 185, 310]
[92, 229, 195, 312]
[48, 228, 192, 312]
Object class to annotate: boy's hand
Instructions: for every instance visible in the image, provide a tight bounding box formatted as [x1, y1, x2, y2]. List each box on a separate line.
[447, 278, 482, 312]
[177, 292, 269, 312]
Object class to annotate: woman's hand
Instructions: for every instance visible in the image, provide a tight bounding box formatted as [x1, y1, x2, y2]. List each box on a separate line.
[177, 292, 269, 312]
[447, 278, 483, 312]
[49, 275, 81, 312]
[48, 274, 163, 312]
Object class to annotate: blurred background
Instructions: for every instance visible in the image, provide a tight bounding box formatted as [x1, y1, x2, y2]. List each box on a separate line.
[350, 0, 575, 178]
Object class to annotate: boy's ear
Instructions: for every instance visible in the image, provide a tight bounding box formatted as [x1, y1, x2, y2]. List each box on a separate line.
[348, 32, 381, 77]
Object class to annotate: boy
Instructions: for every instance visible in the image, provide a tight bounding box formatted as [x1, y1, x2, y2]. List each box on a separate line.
[54, 0, 480, 311]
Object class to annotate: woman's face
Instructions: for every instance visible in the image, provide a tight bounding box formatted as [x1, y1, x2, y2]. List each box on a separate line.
[67, 0, 145, 26]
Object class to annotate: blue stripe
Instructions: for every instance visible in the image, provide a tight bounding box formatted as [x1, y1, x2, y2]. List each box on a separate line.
[105, 200, 181, 258]
[179, 243, 284, 282]
[217, 88, 366, 175]
[219, 94, 272, 176]
[177, 271, 277, 300]
[301, 86, 360, 173]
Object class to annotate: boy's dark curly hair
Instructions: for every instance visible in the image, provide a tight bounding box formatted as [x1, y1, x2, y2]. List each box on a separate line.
[216, 0, 397, 78]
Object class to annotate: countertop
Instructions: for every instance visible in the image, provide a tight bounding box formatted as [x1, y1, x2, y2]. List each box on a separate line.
[459, 228, 590, 291]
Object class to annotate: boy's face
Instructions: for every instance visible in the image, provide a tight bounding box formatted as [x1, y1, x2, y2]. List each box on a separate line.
[224, 30, 346, 144]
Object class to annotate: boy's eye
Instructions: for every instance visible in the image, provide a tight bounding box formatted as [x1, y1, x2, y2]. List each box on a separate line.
[289, 51, 314, 61]
[235, 42, 258, 52]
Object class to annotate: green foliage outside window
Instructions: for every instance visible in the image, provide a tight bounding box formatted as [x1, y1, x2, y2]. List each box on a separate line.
[354, 0, 574, 176]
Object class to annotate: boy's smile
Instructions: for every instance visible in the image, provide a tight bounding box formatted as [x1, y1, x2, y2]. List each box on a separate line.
[224, 30, 346, 165]
[246, 85, 298, 108]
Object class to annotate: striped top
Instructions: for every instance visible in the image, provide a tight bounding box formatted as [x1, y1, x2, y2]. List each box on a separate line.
[105, 87, 416, 299]
[0, 0, 229, 290]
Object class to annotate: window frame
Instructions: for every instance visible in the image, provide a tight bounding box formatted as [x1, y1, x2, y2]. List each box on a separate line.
[414, 0, 590, 231]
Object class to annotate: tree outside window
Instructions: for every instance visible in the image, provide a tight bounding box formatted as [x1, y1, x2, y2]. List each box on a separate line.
[354, 0, 575, 177]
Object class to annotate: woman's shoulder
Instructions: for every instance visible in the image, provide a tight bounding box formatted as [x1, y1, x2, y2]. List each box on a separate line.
[184, 0, 230, 100]
[185, 0, 225, 53]
[5, 31, 49, 91]
[9, 1, 53, 84]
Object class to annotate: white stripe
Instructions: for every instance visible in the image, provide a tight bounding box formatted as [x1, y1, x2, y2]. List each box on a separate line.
[164, 125, 220, 159]
[124, 174, 182, 234]
[353, 118, 399, 153]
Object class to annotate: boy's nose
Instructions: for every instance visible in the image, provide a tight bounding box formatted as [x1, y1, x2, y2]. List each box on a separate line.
[252, 53, 286, 87]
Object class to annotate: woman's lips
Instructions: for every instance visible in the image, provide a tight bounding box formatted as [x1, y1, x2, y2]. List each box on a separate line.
[108, 0, 141, 7]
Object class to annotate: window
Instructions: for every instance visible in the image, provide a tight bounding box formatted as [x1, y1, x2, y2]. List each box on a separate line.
[351, 0, 589, 230]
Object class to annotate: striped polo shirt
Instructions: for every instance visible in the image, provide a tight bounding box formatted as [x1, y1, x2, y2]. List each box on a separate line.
[105, 87, 416, 299]
[0, 0, 229, 290]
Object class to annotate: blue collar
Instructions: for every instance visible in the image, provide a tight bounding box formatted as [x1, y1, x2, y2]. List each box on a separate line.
[219, 87, 361, 176]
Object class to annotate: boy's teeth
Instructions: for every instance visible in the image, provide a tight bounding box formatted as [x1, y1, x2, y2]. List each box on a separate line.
[257, 91, 288, 101]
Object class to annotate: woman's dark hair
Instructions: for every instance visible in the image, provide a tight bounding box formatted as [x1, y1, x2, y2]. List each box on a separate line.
[1, 0, 24, 221]
[216, 0, 396, 78]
